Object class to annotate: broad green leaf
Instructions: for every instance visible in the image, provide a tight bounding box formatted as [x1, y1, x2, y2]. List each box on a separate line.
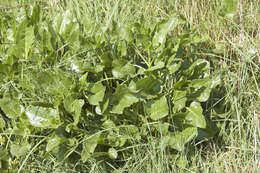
[152, 16, 178, 47]
[186, 102, 206, 128]
[106, 134, 128, 147]
[147, 96, 169, 120]
[147, 60, 164, 72]
[118, 26, 133, 42]
[152, 123, 169, 135]
[219, 0, 238, 18]
[176, 155, 188, 168]
[108, 148, 118, 159]
[63, 95, 76, 113]
[119, 125, 141, 140]
[171, 113, 188, 128]
[118, 41, 127, 56]
[10, 143, 31, 157]
[111, 85, 139, 114]
[0, 117, 5, 128]
[0, 147, 10, 170]
[25, 106, 60, 128]
[165, 127, 197, 151]
[0, 98, 22, 119]
[82, 133, 100, 162]
[25, 26, 34, 59]
[136, 34, 151, 49]
[112, 59, 136, 78]
[173, 90, 187, 112]
[35, 71, 73, 103]
[0, 64, 10, 75]
[0, 148, 9, 161]
[71, 99, 84, 125]
[189, 75, 220, 102]
[46, 135, 65, 152]
[101, 52, 112, 67]
[211, 75, 221, 88]
[185, 59, 210, 78]
[30, 4, 40, 24]
[189, 78, 211, 102]
[102, 120, 116, 129]
[167, 57, 182, 74]
[52, 9, 79, 43]
[88, 82, 106, 106]
[136, 76, 161, 98]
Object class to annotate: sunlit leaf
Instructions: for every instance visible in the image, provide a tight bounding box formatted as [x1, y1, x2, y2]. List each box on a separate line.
[88, 82, 106, 106]
[82, 133, 100, 162]
[165, 127, 197, 151]
[147, 96, 169, 120]
[108, 148, 118, 159]
[186, 102, 206, 128]
[46, 135, 65, 152]
[25, 106, 60, 128]
[112, 59, 136, 78]
[152, 16, 178, 47]
[25, 26, 34, 58]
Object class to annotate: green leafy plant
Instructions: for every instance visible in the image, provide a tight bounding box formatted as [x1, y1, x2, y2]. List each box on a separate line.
[0, 4, 224, 171]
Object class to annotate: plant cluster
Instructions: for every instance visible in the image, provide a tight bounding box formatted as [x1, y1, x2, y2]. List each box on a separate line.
[0, 4, 225, 171]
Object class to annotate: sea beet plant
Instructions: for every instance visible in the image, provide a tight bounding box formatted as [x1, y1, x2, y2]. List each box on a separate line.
[0, 4, 224, 171]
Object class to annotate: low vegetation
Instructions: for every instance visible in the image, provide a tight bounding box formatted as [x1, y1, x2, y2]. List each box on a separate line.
[0, 0, 259, 172]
